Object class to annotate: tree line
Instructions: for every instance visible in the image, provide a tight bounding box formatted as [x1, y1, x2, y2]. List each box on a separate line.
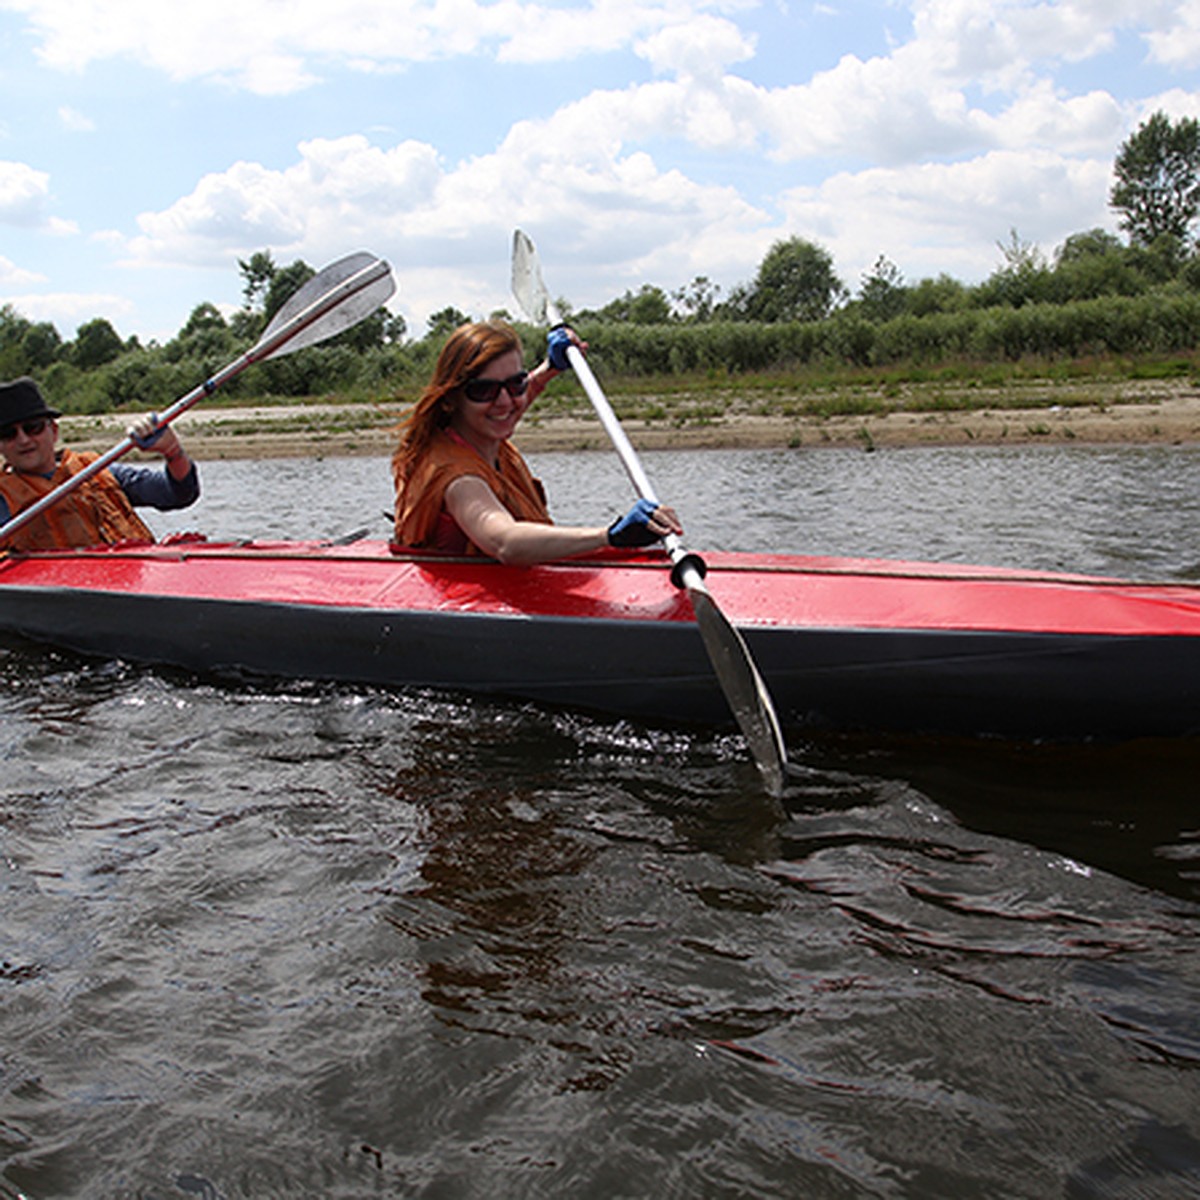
[3, 110, 1200, 416]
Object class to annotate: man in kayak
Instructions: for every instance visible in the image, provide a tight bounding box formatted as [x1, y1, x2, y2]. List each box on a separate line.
[0, 376, 200, 551]
[392, 320, 681, 563]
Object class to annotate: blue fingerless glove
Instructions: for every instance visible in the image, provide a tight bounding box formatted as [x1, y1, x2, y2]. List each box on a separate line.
[131, 414, 165, 449]
[547, 326, 572, 372]
[607, 498, 662, 548]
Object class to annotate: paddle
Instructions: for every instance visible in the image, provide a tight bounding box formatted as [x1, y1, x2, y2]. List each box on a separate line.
[0, 251, 395, 544]
[510, 229, 788, 797]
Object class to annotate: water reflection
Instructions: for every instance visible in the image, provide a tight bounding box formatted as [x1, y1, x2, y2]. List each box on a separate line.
[802, 733, 1200, 902]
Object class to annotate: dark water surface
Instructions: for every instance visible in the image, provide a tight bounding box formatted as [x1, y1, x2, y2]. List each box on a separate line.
[3, 445, 1199, 1198]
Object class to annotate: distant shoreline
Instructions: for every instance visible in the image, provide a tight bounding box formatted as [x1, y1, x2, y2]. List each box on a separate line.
[60, 380, 1200, 461]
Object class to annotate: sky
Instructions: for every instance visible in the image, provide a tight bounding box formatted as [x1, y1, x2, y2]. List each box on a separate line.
[1, 0, 1199, 346]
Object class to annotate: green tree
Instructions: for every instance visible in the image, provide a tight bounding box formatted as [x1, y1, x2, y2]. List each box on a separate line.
[595, 284, 673, 325]
[382, 312, 408, 343]
[20, 321, 62, 368]
[745, 237, 845, 322]
[0, 306, 63, 375]
[672, 276, 721, 322]
[858, 255, 906, 322]
[179, 302, 227, 337]
[238, 250, 277, 310]
[425, 306, 470, 341]
[1110, 110, 1200, 247]
[1050, 228, 1142, 301]
[71, 317, 124, 369]
[906, 274, 967, 316]
[972, 229, 1051, 308]
[1054, 228, 1124, 264]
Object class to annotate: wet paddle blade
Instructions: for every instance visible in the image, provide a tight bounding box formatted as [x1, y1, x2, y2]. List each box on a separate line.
[685, 577, 787, 798]
[261, 251, 396, 358]
[511, 230, 554, 326]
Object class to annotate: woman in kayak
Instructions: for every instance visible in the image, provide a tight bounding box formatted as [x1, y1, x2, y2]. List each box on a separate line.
[391, 320, 681, 563]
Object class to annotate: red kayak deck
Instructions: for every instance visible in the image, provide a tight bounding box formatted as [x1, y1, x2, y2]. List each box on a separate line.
[2, 538, 1196, 638]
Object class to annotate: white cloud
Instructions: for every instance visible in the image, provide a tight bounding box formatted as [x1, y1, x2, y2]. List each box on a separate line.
[5, 0, 739, 93]
[123, 136, 444, 266]
[0, 254, 45, 285]
[909, 0, 1137, 83]
[57, 106, 95, 132]
[114, 112, 768, 329]
[0, 160, 76, 232]
[1138, 86, 1200, 123]
[5, 291, 134, 335]
[1138, 0, 1200, 69]
[778, 149, 1115, 290]
[636, 15, 755, 79]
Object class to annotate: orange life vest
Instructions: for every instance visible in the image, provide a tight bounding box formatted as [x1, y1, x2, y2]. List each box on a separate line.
[393, 430, 551, 555]
[0, 449, 155, 552]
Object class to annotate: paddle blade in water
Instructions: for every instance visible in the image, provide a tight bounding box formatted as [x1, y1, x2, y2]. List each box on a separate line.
[688, 583, 787, 798]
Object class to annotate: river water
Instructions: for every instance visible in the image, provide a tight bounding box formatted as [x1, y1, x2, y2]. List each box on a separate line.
[2, 444, 1199, 1198]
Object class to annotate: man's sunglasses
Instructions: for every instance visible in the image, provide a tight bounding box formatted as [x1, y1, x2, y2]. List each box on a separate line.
[0, 418, 49, 442]
[463, 371, 529, 404]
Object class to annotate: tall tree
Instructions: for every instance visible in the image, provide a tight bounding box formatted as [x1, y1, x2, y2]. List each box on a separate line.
[746, 237, 845, 322]
[71, 317, 124, 369]
[425, 306, 470, 341]
[238, 250, 277, 310]
[1110, 110, 1200, 247]
[858, 255, 906, 322]
[672, 276, 720, 322]
[597, 284, 673, 324]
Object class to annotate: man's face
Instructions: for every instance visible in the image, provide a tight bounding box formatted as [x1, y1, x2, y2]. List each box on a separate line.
[0, 416, 59, 476]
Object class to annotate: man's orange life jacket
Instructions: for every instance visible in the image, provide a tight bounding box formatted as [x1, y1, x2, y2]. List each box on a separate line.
[393, 430, 550, 555]
[0, 449, 155, 551]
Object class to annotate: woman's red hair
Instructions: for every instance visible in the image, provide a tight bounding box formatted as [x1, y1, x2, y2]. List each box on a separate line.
[393, 320, 523, 477]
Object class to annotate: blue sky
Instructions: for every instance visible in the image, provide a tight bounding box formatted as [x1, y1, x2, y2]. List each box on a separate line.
[1, 0, 1198, 345]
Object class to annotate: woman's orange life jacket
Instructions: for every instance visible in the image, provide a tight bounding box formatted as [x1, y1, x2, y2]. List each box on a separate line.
[0, 449, 155, 551]
[393, 429, 551, 555]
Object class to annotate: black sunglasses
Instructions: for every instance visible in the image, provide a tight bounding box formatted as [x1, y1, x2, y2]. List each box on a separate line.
[0, 417, 49, 442]
[463, 371, 529, 404]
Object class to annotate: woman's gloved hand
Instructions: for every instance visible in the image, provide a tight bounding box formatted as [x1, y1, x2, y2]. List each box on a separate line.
[547, 325, 587, 371]
[607, 498, 682, 547]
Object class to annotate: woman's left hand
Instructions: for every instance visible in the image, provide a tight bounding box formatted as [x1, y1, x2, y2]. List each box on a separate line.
[547, 325, 587, 371]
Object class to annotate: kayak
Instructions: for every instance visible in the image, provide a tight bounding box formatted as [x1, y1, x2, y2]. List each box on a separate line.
[2, 537, 1198, 742]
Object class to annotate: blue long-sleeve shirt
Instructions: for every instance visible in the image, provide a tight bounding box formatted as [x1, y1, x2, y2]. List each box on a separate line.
[0, 460, 200, 525]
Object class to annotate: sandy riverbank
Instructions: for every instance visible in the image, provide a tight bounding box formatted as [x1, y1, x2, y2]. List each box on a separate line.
[58, 379, 1200, 460]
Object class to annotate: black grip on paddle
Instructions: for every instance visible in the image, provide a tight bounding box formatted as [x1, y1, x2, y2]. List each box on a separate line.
[670, 550, 707, 589]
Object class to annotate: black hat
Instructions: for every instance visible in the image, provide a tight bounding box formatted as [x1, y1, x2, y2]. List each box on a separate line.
[0, 377, 61, 426]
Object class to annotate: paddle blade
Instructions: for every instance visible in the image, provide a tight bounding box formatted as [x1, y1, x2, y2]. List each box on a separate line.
[511, 229, 553, 325]
[688, 582, 787, 798]
[260, 251, 396, 358]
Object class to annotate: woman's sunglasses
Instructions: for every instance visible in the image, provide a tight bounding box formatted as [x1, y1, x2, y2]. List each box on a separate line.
[0, 417, 49, 442]
[463, 371, 529, 404]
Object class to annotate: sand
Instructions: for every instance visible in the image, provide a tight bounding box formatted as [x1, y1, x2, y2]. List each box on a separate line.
[57, 379, 1200, 461]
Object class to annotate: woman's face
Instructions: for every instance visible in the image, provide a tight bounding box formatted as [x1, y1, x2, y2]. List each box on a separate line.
[449, 347, 530, 452]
